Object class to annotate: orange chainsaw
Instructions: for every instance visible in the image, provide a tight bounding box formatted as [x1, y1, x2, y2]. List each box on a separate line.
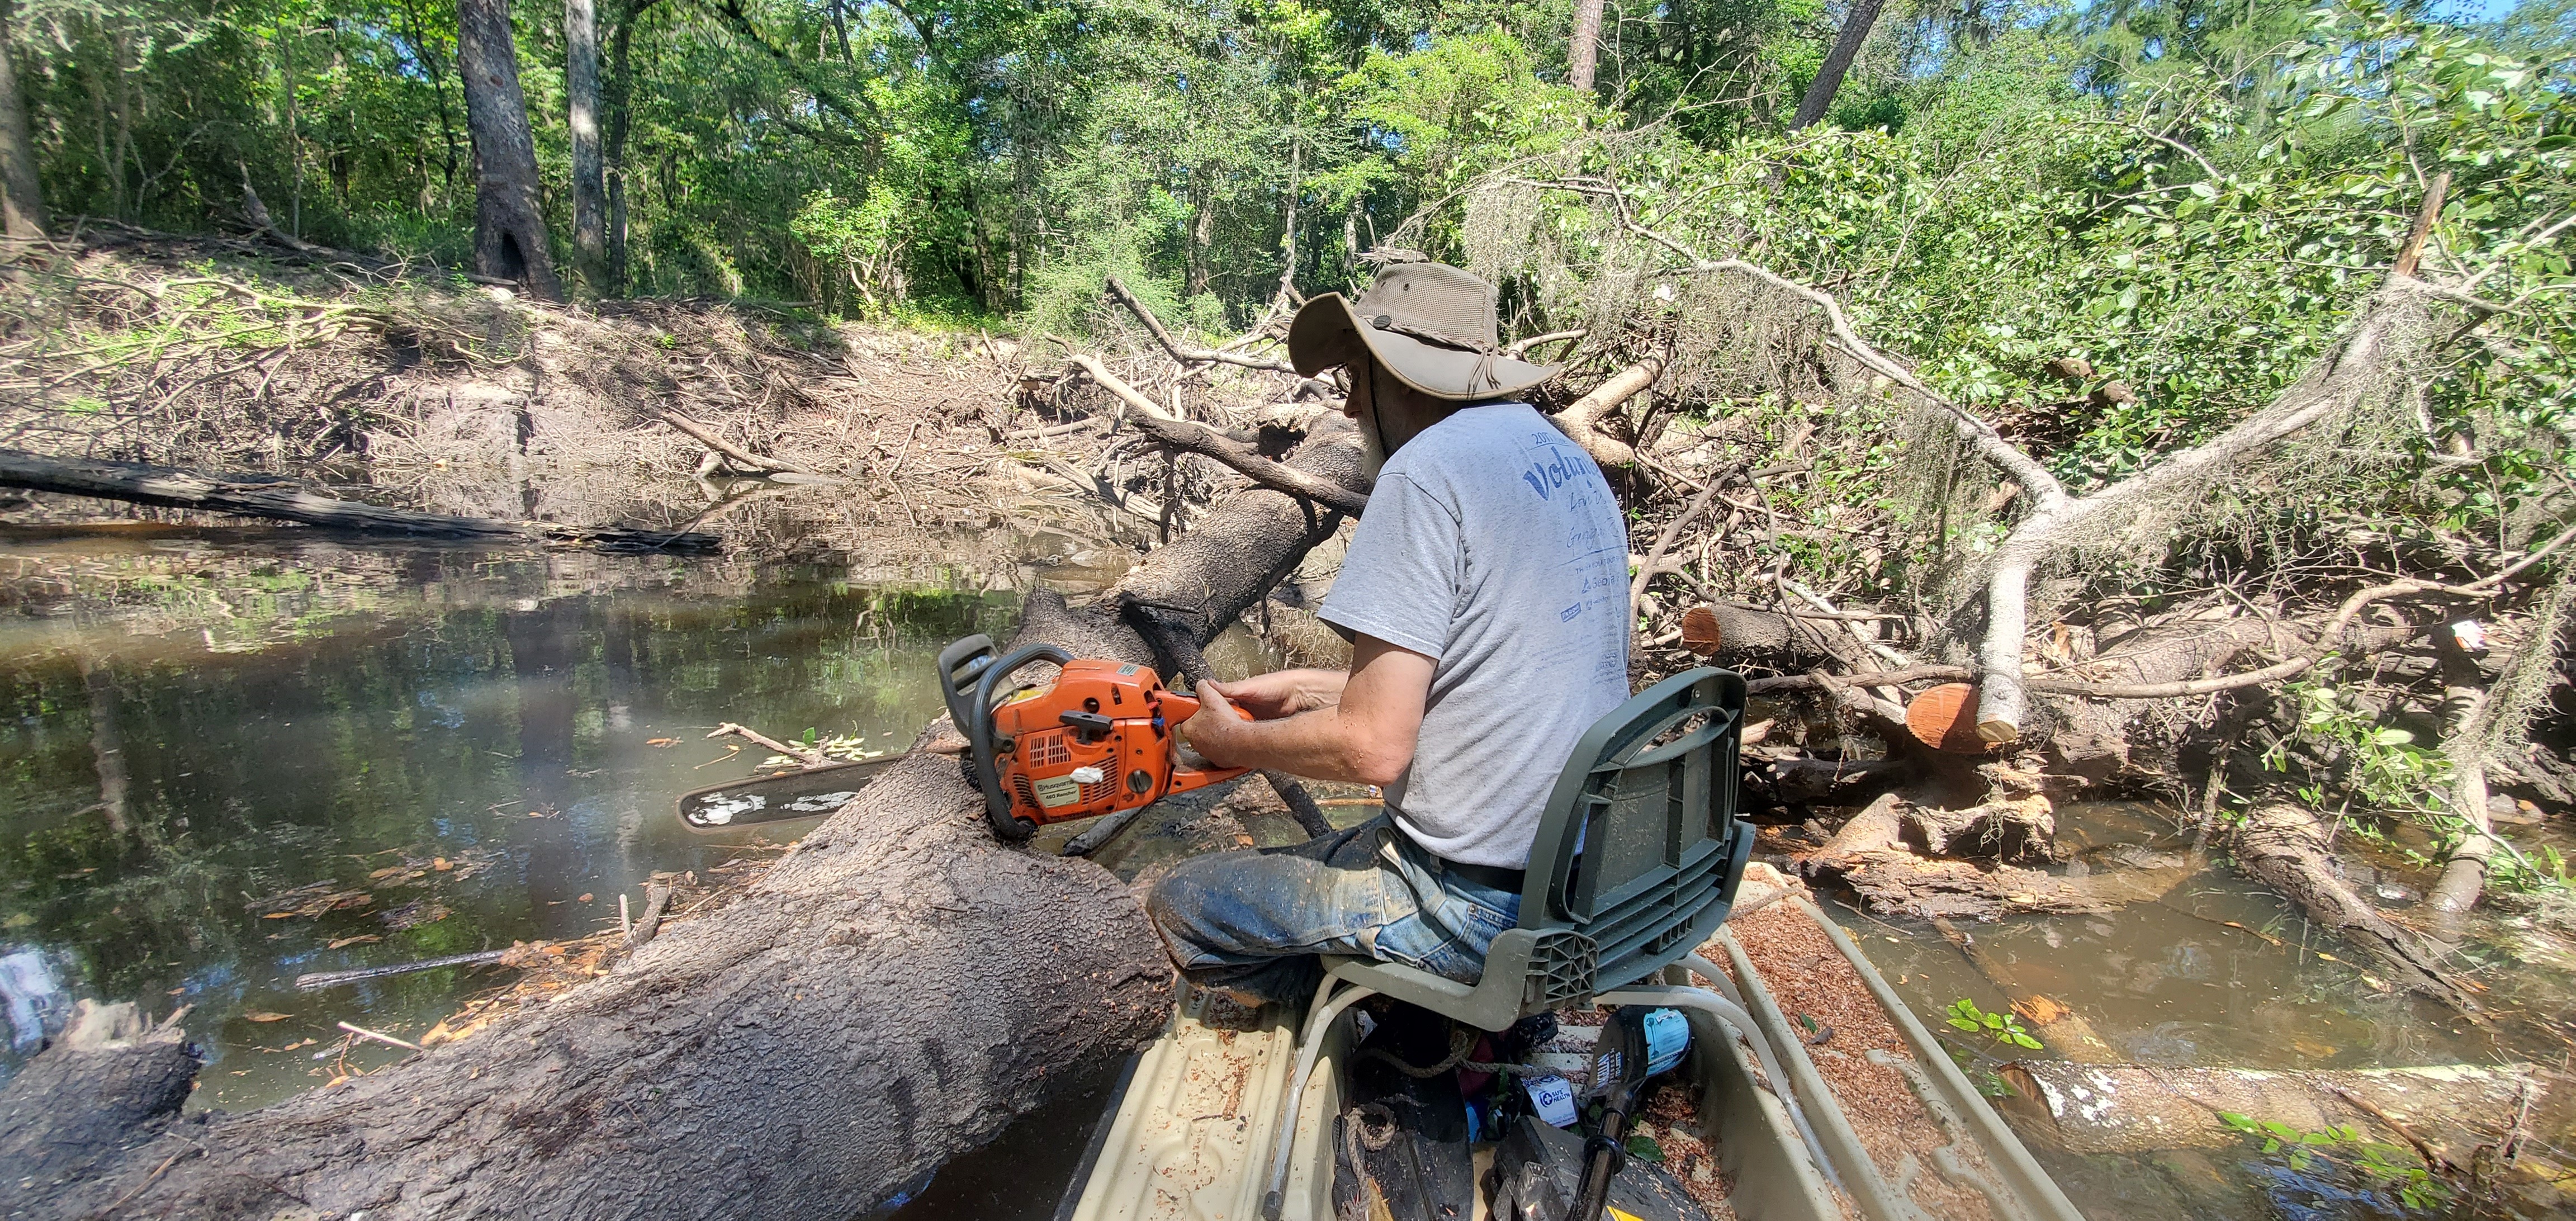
[939, 634, 1249, 841]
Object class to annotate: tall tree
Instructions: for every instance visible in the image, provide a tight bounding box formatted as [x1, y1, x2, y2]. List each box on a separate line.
[457, 0, 562, 298]
[566, 0, 606, 289]
[1569, 0, 1606, 92]
[602, 0, 654, 294]
[0, 0, 45, 238]
[1790, 0, 1888, 130]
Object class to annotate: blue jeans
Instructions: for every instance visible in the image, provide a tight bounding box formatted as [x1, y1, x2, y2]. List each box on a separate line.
[1144, 813, 1523, 1006]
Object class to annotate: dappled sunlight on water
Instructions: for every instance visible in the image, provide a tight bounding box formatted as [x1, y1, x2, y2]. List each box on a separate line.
[0, 526, 1033, 1109]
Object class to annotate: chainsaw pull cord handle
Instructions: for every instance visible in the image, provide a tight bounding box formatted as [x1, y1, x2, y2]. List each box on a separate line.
[943, 636, 1076, 842]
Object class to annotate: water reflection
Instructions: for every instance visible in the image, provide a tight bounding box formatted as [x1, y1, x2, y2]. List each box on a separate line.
[0, 529, 1024, 1109]
[1832, 800, 2576, 1220]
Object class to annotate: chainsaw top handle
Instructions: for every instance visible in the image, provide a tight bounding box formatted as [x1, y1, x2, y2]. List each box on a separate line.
[940, 635, 1076, 842]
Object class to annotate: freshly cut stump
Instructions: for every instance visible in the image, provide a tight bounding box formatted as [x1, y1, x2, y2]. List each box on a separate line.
[1905, 684, 1994, 755]
[1680, 605, 1725, 657]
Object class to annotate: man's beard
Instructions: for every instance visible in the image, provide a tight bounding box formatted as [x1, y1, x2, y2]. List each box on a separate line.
[1358, 410, 1389, 480]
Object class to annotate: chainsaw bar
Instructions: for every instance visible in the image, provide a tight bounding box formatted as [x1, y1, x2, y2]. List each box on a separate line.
[674, 756, 901, 832]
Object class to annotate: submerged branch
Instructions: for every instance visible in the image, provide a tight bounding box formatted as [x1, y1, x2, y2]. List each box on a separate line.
[0, 449, 721, 552]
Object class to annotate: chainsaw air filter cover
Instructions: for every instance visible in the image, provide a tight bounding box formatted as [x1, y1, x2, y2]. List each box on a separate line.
[940, 635, 1248, 841]
[989, 659, 1240, 825]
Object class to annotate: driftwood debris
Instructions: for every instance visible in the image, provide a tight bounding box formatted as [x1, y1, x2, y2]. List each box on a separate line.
[1796, 792, 2190, 920]
[1062, 353, 1370, 515]
[0, 449, 721, 552]
[0, 428, 1371, 1220]
[293, 948, 515, 992]
[657, 409, 840, 482]
[2228, 803, 2484, 1016]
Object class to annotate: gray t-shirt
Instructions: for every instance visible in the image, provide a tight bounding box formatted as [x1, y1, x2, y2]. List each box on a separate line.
[1319, 403, 1631, 867]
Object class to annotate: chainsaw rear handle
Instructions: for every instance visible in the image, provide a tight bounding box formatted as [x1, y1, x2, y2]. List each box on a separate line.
[941, 635, 1077, 841]
[937, 633, 998, 736]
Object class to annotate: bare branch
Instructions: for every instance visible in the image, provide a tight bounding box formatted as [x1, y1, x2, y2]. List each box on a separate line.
[1557, 357, 1662, 468]
[1063, 354, 1368, 516]
[1102, 277, 1296, 373]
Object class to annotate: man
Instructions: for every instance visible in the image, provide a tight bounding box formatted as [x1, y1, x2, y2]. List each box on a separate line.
[1150, 263, 1631, 1006]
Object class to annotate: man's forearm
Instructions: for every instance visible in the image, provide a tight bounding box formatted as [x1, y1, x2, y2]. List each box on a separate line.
[1201, 706, 1397, 785]
[1185, 634, 1431, 787]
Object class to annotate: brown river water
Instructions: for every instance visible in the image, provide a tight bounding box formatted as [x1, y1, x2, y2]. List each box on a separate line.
[0, 522, 2568, 1220]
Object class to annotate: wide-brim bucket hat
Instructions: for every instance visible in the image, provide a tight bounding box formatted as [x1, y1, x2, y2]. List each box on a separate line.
[1287, 263, 1560, 401]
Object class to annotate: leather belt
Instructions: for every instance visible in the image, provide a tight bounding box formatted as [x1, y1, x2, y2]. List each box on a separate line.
[1441, 858, 1527, 892]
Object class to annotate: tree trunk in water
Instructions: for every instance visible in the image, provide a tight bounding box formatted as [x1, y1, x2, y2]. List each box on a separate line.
[2000, 1060, 2540, 1158]
[0, 0, 45, 239]
[2229, 803, 2482, 1017]
[78, 659, 129, 836]
[1568, 0, 1606, 92]
[457, 0, 563, 300]
[0, 448, 719, 551]
[1789, 0, 1888, 130]
[2427, 630, 2495, 934]
[565, 0, 606, 290]
[0, 432, 1370, 1220]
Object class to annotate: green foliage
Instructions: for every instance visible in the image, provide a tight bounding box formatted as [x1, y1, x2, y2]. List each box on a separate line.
[2260, 675, 2576, 897]
[2217, 1112, 2454, 1210]
[792, 186, 911, 315]
[3, 0, 2568, 426]
[1943, 998, 2044, 1050]
[2262, 678, 2453, 816]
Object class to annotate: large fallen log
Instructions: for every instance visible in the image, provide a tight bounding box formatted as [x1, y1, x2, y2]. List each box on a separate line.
[1796, 791, 2191, 919]
[0, 449, 721, 552]
[2229, 802, 2483, 1017]
[1795, 793, 2128, 919]
[1998, 1059, 2539, 1160]
[0, 429, 1370, 1219]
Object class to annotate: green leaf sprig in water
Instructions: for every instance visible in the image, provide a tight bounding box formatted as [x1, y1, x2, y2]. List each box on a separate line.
[1943, 998, 2044, 1051]
[2216, 1113, 2454, 1211]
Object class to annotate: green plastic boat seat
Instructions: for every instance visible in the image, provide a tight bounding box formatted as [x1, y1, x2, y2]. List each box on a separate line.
[1319, 666, 1756, 1031]
[1257, 669, 1777, 1218]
